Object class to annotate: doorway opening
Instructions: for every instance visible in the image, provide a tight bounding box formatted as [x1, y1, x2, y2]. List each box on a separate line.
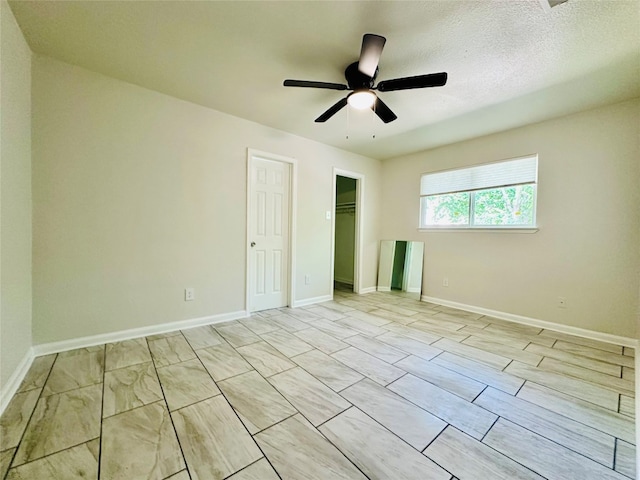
[331, 169, 363, 296]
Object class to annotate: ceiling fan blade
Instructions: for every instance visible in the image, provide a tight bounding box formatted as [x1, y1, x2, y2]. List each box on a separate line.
[377, 72, 447, 92]
[358, 33, 386, 78]
[284, 80, 348, 90]
[315, 97, 348, 122]
[372, 97, 397, 123]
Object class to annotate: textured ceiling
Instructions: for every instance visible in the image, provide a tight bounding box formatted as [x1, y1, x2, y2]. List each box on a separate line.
[9, 0, 640, 160]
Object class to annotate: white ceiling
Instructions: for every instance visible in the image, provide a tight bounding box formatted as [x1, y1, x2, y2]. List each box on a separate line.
[9, 0, 640, 160]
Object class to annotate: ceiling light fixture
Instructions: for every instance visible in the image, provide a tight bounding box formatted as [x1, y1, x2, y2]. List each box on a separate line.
[347, 90, 376, 110]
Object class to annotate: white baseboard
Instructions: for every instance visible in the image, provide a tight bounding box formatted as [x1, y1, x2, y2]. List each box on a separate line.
[32, 310, 250, 357]
[377, 286, 391, 292]
[422, 296, 637, 348]
[0, 348, 35, 416]
[334, 277, 354, 285]
[406, 287, 421, 293]
[291, 295, 333, 308]
[359, 286, 377, 294]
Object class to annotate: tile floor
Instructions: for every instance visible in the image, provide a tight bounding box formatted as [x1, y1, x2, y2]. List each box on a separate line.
[0, 287, 636, 479]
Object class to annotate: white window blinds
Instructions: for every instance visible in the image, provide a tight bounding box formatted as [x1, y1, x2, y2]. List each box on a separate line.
[420, 155, 538, 196]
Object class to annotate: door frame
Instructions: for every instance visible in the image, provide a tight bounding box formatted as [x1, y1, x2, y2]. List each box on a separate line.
[245, 148, 297, 312]
[331, 168, 364, 295]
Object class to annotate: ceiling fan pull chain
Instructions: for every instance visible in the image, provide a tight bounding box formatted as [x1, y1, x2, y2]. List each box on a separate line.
[346, 105, 350, 140]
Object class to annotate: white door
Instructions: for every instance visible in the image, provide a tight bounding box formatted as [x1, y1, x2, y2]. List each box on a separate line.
[248, 156, 290, 311]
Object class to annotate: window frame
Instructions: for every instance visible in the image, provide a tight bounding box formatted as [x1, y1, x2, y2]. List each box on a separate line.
[418, 155, 539, 232]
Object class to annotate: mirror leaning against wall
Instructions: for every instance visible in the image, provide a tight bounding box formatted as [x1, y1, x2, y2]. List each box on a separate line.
[377, 241, 424, 300]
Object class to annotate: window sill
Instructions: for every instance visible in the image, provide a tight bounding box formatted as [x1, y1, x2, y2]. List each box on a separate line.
[418, 227, 539, 234]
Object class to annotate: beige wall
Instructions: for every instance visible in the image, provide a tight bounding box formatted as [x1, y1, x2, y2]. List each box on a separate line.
[32, 55, 381, 344]
[381, 99, 640, 338]
[0, 1, 32, 388]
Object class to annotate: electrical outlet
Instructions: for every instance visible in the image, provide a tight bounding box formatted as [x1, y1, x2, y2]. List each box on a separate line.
[442, 277, 449, 287]
[185, 288, 195, 301]
[557, 296, 567, 308]
[305, 274, 311, 285]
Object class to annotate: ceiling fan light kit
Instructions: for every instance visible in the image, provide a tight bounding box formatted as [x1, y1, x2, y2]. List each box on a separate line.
[347, 91, 376, 110]
[283, 33, 448, 124]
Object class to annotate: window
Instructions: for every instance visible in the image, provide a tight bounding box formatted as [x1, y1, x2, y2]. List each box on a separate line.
[419, 155, 538, 229]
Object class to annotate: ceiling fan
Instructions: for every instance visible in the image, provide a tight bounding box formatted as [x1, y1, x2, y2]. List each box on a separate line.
[283, 34, 448, 124]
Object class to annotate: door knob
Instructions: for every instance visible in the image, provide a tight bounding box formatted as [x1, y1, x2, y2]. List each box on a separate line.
[250, 241, 256, 248]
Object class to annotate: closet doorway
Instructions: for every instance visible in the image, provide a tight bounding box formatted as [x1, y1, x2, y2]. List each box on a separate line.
[331, 169, 363, 295]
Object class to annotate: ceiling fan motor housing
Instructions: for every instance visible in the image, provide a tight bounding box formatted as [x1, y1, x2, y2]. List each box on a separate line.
[345, 62, 376, 91]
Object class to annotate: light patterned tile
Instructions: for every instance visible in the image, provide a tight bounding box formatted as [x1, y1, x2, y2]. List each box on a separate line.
[320, 407, 450, 480]
[475, 387, 615, 467]
[145, 331, 182, 341]
[182, 325, 224, 350]
[42, 350, 104, 396]
[292, 349, 363, 392]
[172, 396, 262, 479]
[375, 331, 442, 360]
[260, 329, 313, 357]
[517, 382, 635, 444]
[17, 355, 56, 393]
[432, 352, 524, 395]
[462, 335, 542, 366]
[294, 327, 349, 354]
[0, 389, 41, 451]
[312, 318, 359, 339]
[227, 458, 279, 480]
[105, 338, 151, 371]
[305, 305, 347, 321]
[615, 440, 636, 479]
[525, 343, 622, 376]
[343, 334, 408, 364]
[482, 324, 555, 347]
[197, 343, 253, 381]
[216, 323, 261, 348]
[101, 402, 184, 479]
[402, 320, 469, 342]
[268, 367, 350, 426]
[266, 314, 308, 332]
[331, 347, 405, 386]
[14, 384, 102, 465]
[148, 335, 196, 367]
[538, 330, 624, 354]
[622, 367, 634, 381]
[431, 338, 511, 370]
[388, 374, 497, 440]
[103, 361, 163, 417]
[366, 308, 417, 325]
[236, 341, 295, 377]
[255, 414, 366, 480]
[383, 323, 442, 345]
[346, 309, 392, 326]
[424, 426, 544, 480]
[239, 316, 280, 335]
[396, 355, 486, 401]
[0, 449, 15, 479]
[218, 370, 296, 434]
[619, 395, 634, 418]
[552, 341, 634, 368]
[336, 317, 388, 337]
[341, 379, 446, 450]
[6, 439, 99, 480]
[505, 361, 619, 410]
[156, 358, 221, 411]
[458, 325, 531, 350]
[483, 419, 627, 480]
[538, 357, 634, 396]
[164, 470, 191, 480]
